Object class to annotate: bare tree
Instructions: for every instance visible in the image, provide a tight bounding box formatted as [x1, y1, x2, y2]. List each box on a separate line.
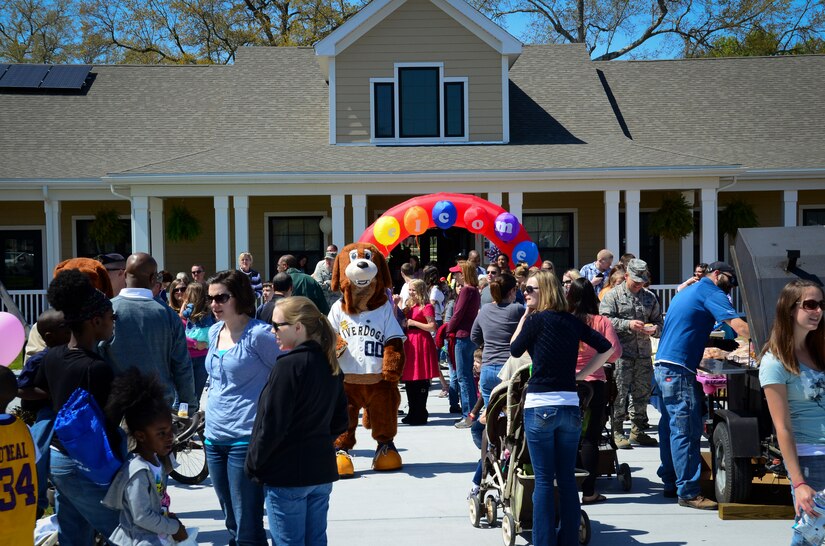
[0, 0, 77, 62]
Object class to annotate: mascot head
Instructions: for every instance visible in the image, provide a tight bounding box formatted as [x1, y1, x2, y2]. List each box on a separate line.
[331, 243, 393, 315]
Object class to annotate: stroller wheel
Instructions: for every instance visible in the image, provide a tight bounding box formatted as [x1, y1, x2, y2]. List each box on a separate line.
[468, 495, 482, 528]
[501, 512, 516, 546]
[485, 495, 499, 527]
[579, 509, 591, 545]
[617, 463, 632, 492]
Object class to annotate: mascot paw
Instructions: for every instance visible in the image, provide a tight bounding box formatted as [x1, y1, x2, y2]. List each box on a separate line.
[336, 450, 355, 479]
[372, 442, 402, 471]
[382, 372, 401, 384]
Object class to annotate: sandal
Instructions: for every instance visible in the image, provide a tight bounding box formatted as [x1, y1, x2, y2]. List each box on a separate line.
[581, 494, 607, 505]
[438, 389, 449, 398]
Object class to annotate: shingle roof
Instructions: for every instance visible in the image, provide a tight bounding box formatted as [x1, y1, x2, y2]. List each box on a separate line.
[596, 54, 825, 170]
[1, 45, 822, 181]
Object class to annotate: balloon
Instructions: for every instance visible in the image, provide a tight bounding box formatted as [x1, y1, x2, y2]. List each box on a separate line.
[494, 212, 520, 242]
[463, 206, 489, 234]
[0, 312, 25, 367]
[404, 206, 429, 236]
[373, 216, 401, 246]
[432, 200, 457, 229]
[512, 241, 539, 266]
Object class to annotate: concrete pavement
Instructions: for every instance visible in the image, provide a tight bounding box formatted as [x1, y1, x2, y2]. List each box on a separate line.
[169, 385, 793, 545]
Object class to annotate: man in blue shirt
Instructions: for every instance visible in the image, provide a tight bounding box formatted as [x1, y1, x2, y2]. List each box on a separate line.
[654, 261, 749, 510]
[580, 249, 613, 293]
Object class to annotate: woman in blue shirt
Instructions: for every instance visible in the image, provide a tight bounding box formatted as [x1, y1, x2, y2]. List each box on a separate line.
[205, 270, 280, 546]
[510, 270, 611, 546]
[760, 279, 825, 545]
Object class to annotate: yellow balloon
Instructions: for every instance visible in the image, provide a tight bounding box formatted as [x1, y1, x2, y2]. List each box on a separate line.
[374, 216, 401, 246]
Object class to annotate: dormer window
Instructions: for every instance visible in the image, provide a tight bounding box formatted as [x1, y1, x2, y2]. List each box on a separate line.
[370, 63, 468, 143]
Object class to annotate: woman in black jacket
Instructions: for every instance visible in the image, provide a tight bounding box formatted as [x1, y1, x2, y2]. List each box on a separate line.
[246, 296, 348, 546]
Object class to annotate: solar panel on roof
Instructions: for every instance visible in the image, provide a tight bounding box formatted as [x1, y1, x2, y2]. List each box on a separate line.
[0, 64, 51, 88]
[0, 65, 10, 81]
[40, 65, 92, 89]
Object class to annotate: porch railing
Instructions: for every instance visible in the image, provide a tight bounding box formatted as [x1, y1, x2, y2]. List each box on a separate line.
[2, 285, 746, 327]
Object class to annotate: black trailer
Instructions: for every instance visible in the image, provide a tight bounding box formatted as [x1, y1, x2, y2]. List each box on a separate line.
[706, 225, 825, 504]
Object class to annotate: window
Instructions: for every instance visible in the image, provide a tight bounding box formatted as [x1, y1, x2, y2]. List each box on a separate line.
[803, 208, 825, 226]
[370, 64, 467, 142]
[268, 216, 324, 275]
[1, 229, 44, 290]
[523, 213, 574, 272]
[619, 212, 661, 283]
[74, 218, 132, 259]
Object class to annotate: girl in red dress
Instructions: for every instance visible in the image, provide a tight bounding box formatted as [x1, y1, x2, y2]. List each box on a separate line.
[401, 280, 439, 425]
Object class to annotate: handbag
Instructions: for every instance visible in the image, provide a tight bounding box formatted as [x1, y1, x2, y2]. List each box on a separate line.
[53, 383, 121, 486]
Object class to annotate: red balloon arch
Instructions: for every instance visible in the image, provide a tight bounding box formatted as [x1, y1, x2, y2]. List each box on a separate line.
[358, 192, 542, 267]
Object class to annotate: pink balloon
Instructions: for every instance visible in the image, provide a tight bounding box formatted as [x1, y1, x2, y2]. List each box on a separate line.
[0, 312, 25, 367]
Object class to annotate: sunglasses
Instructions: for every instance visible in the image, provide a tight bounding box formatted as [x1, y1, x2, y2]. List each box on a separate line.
[173, 287, 186, 293]
[207, 293, 232, 304]
[523, 285, 539, 294]
[272, 321, 291, 332]
[191, 270, 203, 274]
[487, 270, 498, 275]
[797, 299, 825, 311]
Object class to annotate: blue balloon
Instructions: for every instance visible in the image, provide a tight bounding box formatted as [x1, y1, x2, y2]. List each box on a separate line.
[512, 241, 539, 265]
[432, 200, 457, 229]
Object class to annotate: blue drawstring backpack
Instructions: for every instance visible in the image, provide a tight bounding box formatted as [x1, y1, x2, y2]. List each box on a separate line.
[54, 387, 121, 486]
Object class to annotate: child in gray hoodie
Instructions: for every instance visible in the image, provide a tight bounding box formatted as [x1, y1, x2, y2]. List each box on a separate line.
[103, 369, 188, 545]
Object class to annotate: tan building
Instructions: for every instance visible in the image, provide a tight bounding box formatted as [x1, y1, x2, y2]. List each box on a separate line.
[1, 0, 824, 320]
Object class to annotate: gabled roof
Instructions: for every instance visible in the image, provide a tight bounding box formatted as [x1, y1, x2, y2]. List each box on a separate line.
[314, 0, 522, 78]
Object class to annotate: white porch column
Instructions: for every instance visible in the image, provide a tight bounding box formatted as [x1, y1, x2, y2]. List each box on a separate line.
[604, 190, 620, 255]
[488, 192, 502, 207]
[352, 194, 367, 242]
[43, 190, 61, 275]
[331, 195, 346, 248]
[233, 196, 249, 260]
[508, 192, 523, 221]
[214, 196, 230, 271]
[701, 188, 718, 264]
[131, 196, 150, 253]
[149, 197, 164, 269]
[624, 190, 640, 257]
[680, 190, 695, 279]
[784, 190, 798, 227]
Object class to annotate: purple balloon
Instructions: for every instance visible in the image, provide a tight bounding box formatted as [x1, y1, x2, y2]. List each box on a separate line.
[0, 312, 24, 367]
[494, 212, 520, 243]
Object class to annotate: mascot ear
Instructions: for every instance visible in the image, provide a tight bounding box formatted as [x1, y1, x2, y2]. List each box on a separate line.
[330, 253, 342, 293]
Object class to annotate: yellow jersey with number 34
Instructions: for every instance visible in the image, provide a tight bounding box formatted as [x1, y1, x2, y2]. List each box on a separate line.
[0, 414, 37, 545]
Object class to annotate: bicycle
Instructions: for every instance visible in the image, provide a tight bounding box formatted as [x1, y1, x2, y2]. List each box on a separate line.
[170, 410, 209, 485]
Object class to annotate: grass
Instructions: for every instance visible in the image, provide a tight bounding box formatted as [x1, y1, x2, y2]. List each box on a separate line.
[8, 349, 23, 371]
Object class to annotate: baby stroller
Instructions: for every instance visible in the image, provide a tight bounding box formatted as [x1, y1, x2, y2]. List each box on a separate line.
[468, 363, 592, 546]
[589, 364, 632, 491]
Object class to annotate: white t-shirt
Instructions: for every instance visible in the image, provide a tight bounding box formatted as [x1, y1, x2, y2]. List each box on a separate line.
[398, 283, 410, 309]
[429, 286, 445, 321]
[328, 300, 406, 375]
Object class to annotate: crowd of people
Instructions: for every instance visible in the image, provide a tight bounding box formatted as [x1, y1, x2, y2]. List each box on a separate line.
[2, 241, 823, 546]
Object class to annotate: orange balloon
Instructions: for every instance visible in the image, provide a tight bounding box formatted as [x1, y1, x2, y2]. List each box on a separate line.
[404, 206, 429, 236]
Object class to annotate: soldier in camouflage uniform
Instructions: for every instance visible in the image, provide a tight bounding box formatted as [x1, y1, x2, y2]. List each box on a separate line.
[599, 259, 663, 449]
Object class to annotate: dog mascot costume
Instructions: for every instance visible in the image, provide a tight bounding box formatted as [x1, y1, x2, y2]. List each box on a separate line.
[329, 242, 406, 476]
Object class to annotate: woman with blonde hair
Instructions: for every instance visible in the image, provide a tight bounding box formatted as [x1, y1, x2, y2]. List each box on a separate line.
[168, 278, 187, 313]
[401, 279, 440, 425]
[510, 269, 612, 546]
[760, 280, 825, 545]
[447, 260, 481, 427]
[247, 296, 348, 546]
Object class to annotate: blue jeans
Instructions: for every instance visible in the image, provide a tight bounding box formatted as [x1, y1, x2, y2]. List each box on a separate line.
[264, 482, 333, 546]
[205, 442, 267, 546]
[655, 364, 703, 499]
[791, 455, 825, 546]
[525, 405, 581, 546]
[480, 364, 503, 407]
[32, 408, 55, 514]
[50, 449, 119, 546]
[454, 337, 477, 418]
[192, 354, 208, 403]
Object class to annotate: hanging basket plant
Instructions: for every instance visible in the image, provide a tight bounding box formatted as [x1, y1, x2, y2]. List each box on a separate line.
[719, 199, 759, 240]
[166, 205, 202, 242]
[89, 208, 126, 248]
[649, 193, 694, 240]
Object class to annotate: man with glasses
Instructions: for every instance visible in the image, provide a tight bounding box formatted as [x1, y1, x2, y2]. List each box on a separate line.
[479, 264, 500, 305]
[653, 261, 749, 510]
[96, 253, 127, 296]
[191, 264, 206, 283]
[100, 252, 197, 410]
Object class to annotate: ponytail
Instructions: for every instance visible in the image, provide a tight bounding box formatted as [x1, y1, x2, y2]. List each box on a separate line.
[276, 296, 341, 375]
[490, 272, 517, 304]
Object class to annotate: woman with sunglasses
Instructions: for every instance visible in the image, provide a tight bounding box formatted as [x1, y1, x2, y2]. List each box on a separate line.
[247, 297, 348, 545]
[760, 280, 825, 544]
[180, 281, 214, 400]
[510, 270, 612, 546]
[205, 270, 281, 546]
[168, 278, 188, 313]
